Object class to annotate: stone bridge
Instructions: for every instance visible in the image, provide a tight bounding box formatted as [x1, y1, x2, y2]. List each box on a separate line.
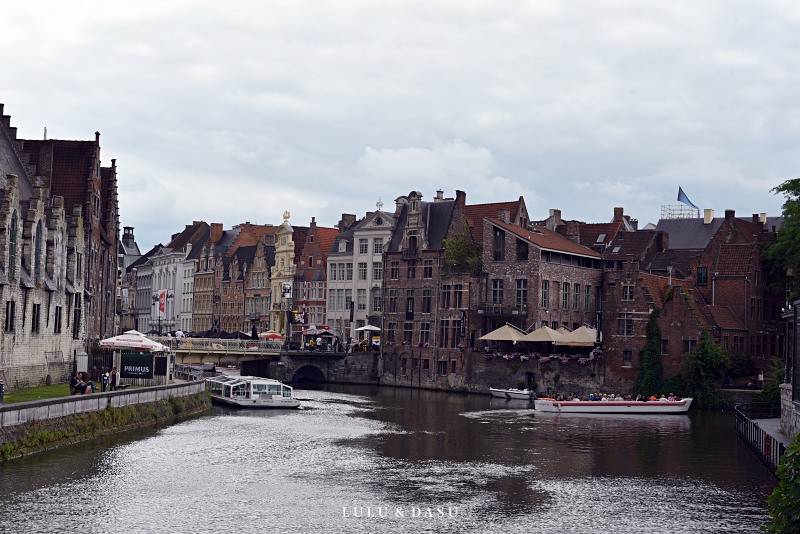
[161, 336, 380, 385]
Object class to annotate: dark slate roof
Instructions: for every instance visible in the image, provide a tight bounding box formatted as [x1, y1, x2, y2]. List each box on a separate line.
[24, 139, 97, 213]
[234, 245, 257, 265]
[655, 218, 723, 249]
[489, 218, 601, 258]
[387, 199, 457, 252]
[647, 249, 700, 278]
[426, 200, 457, 249]
[602, 230, 659, 261]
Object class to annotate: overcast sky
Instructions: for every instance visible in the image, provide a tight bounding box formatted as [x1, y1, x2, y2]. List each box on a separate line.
[3, 1, 798, 251]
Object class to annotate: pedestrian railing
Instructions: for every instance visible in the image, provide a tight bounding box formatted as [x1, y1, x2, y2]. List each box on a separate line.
[151, 336, 283, 353]
[174, 364, 206, 381]
[734, 402, 786, 476]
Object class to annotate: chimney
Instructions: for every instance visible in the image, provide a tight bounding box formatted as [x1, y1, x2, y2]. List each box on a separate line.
[435, 189, 444, 201]
[210, 223, 223, 244]
[760, 212, 767, 224]
[338, 213, 356, 231]
[497, 208, 511, 223]
[703, 209, 714, 224]
[752, 214, 759, 224]
[613, 207, 624, 222]
[725, 209, 735, 220]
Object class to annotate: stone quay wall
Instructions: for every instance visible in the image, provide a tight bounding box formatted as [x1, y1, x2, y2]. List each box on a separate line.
[0, 381, 209, 461]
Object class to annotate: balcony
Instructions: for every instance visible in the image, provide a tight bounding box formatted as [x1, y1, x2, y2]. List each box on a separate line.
[477, 303, 525, 316]
[402, 248, 419, 260]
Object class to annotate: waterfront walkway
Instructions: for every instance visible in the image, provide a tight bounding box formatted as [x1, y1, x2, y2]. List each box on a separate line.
[752, 417, 792, 448]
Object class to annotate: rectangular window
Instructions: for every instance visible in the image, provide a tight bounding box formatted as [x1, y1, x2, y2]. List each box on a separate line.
[403, 322, 414, 345]
[407, 260, 416, 279]
[390, 261, 400, 280]
[683, 338, 697, 354]
[439, 319, 450, 348]
[420, 322, 431, 345]
[359, 238, 368, 254]
[357, 289, 367, 311]
[438, 361, 448, 376]
[54, 305, 62, 334]
[584, 285, 591, 312]
[661, 338, 669, 355]
[562, 282, 570, 309]
[573, 284, 580, 310]
[491, 279, 504, 304]
[345, 263, 353, 281]
[422, 289, 432, 313]
[373, 262, 382, 281]
[441, 285, 451, 308]
[372, 294, 382, 313]
[32, 303, 41, 333]
[358, 262, 368, 281]
[622, 350, 632, 367]
[387, 322, 397, 343]
[330, 263, 338, 281]
[696, 267, 708, 286]
[541, 280, 549, 309]
[622, 284, 634, 301]
[373, 238, 383, 254]
[515, 279, 527, 310]
[388, 290, 398, 313]
[453, 284, 463, 308]
[516, 238, 529, 261]
[493, 228, 505, 261]
[4, 300, 15, 332]
[406, 289, 415, 317]
[617, 312, 633, 336]
[423, 259, 433, 279]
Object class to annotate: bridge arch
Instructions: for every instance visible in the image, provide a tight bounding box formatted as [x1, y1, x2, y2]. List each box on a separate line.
[292, 364, 327, 384]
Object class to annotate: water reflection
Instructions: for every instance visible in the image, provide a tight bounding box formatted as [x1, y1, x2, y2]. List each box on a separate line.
[0, 385, 776, 533]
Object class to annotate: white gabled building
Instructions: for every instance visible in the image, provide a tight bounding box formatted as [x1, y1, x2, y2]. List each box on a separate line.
[326, 207, 395, 343]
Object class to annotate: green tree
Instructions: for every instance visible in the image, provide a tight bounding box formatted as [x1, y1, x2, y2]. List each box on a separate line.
[764, 177, 800, 297]
[753, 358, 786, 409]
[443, 223, 481, 274]
[762, 433, 800, 533]
[686, 330, 730, 409]
[634, 308, 663, 396]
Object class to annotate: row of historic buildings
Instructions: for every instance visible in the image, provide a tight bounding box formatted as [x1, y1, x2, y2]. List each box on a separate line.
[117, 186, 787, 394]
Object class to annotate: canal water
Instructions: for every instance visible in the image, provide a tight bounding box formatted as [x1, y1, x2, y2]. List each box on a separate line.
[0, 385, 776, 533]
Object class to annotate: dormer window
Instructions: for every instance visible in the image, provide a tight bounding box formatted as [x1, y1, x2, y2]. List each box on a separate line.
[596, 233, 606, 243]
[375, 217, 383, 225]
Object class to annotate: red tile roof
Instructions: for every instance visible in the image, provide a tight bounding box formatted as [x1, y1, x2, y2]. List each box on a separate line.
[714, 244, 753, 276]
[466, 200, 520, 245]
[489, 218, 600, 258]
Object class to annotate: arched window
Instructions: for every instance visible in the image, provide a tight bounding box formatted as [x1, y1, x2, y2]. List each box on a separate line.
[8, 211, 17, 280]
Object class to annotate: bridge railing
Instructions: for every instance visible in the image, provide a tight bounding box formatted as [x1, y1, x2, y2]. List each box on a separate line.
[151, 336, 283, 353]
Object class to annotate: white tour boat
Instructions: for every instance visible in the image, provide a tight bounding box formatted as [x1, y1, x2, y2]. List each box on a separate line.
[489, 387, 535, 401]
[534, 397, 692, 414]
[206, 375, 301, 408]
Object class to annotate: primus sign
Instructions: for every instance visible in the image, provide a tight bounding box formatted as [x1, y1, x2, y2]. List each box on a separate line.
[120, 351, 154, 379]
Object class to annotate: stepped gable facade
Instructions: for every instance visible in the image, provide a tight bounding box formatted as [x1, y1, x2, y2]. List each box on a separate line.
[382, 190, 476, 388]
[0, 104, 108, 389]
[295, 217, 339, 329]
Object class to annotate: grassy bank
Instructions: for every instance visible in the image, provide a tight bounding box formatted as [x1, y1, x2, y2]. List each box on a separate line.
[2, 383, 77, 404]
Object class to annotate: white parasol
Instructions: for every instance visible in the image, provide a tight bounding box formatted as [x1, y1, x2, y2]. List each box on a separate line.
[99, 330, 168, 352]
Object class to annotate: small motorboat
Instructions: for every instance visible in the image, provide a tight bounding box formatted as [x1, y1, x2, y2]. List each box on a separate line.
[489, 387, 535, 401]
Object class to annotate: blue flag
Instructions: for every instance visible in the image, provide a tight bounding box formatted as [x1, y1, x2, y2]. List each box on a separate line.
[677, 186, 698, 209]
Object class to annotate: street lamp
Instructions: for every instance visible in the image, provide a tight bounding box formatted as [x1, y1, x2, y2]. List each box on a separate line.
[152, 294, 162, 335]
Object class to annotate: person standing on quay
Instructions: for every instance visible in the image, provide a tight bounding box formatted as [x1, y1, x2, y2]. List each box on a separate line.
[110, 366, 120, 391]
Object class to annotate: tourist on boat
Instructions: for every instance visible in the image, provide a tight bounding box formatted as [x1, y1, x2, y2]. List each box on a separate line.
[668, 393, 676, 401]
[659, 395, 668, 402]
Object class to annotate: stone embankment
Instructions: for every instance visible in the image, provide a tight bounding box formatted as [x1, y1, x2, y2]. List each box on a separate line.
[0, 381, 209, 461]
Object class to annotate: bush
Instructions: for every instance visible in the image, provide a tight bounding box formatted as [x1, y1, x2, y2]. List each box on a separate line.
[763, 433, 800, 533]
